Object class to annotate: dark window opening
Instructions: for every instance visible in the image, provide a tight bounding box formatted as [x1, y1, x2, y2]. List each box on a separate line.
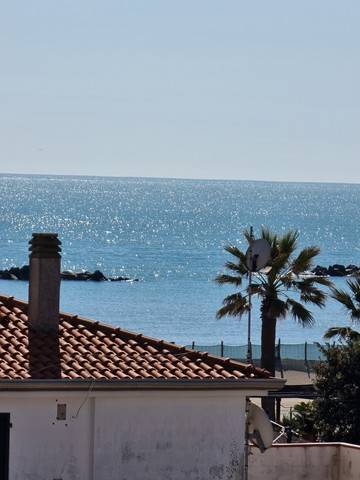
[0, 413, 10, 480]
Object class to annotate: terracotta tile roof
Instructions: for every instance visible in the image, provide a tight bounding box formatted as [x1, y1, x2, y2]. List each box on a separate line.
[0, 295, 271, 382]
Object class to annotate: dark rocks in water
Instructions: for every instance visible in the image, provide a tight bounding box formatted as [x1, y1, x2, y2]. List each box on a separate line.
[328, 264, 347, 277]
[60, 270, 139, 282]
[346, 264, 359, 275]
[347, 264, 358, 270]
[310, 264, 360, 277]
[0, 265, 30, 281]
[88, 270, 107, 281]
[61, 270, 78, 280]
[61, 270, 137, 282]
[0, 265, 137, 282]
[312, 265, 329, 276]
[109, 276, 139, 282]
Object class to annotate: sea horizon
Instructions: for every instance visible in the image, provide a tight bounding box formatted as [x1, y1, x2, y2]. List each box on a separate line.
[1, 171, 360, 187]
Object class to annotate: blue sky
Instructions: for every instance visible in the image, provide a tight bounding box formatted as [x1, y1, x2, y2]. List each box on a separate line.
[0, 1, 359, 182]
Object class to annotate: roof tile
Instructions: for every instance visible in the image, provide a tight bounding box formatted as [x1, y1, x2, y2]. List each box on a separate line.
[0, 295, 272, 382]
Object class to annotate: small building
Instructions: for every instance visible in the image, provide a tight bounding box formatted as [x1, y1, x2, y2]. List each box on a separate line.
[0, 234, 284, 480]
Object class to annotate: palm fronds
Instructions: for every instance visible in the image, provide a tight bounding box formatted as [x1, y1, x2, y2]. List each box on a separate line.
[224, 245, 247, 265]
[291, 246, 321, 274]
[331, 287, 360, 321]
[286, 298, 315, 326]
[224, 260, 247, 275]
[216, 227, 325, 327]
[294, 279, 327, 307]
[324, 326, 360, 341]
[216, 293, 249, 319]
[215, 274, 242, 286]
[277, 230, 299, 257]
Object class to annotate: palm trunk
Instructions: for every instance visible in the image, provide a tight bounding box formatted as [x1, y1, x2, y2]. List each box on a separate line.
[260, 298, 277, 420]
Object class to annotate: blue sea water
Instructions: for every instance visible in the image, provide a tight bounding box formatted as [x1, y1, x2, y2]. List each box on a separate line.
[0, 174, 359, 345]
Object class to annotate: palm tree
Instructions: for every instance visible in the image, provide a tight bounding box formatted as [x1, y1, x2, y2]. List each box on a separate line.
[216, 228, 330, 418]
[324, 276, 360, 342]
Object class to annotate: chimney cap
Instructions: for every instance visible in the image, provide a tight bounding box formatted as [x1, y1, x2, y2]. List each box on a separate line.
[29, 233, 62, 259]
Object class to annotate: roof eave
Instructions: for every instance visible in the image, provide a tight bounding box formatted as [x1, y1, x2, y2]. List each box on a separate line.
[0, 378, 285, 392]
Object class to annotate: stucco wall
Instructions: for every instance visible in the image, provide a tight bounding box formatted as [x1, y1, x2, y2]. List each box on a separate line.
[249, 443, 360, 480]
[0, 394, 92, 480]
[249, 444, 340, 480]
[339, 444, 360, 480]
[0, 389, 248, 480]
[93, 391, 246, 480]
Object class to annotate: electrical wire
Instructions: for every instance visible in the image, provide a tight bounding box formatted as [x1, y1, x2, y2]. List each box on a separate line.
[72, 380, 95, 419]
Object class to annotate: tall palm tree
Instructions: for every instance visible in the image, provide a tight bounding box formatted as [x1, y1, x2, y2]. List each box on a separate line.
[324, 276, 360, 342]
[216, 228, 330, 417]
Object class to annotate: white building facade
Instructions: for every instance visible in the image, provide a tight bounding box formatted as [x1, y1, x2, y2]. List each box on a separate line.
[0, 385, 281, 480]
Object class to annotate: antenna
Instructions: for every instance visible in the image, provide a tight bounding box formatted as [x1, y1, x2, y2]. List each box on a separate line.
[245, 229, 271, 363]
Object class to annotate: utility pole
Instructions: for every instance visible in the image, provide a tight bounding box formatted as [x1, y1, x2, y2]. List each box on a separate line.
[246, 226, 254, 363]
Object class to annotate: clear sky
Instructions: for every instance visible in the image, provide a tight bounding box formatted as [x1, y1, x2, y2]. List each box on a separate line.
[0, 1, 359, 182]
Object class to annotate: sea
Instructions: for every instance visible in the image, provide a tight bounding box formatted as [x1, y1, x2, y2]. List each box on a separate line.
[0, 174, 359, 346]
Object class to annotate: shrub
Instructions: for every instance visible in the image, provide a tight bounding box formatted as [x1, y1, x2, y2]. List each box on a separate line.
[313, 340, 360, 443]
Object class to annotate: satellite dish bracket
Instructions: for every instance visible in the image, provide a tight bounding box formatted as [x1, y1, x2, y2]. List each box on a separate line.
[249, 430, 266, 453]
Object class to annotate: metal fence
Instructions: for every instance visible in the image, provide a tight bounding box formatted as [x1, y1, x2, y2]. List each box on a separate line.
[186, 341, 325, 373]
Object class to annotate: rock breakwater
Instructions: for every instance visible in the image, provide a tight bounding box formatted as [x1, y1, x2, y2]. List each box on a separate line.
[311, 264, 359, 277]
[0, 266, 138, 282]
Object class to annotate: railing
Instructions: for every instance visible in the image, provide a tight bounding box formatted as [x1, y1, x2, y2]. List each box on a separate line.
[186, 341, 325, 372]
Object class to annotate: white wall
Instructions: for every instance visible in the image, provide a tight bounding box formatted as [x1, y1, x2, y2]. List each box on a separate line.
[93, 391, 246, 480]
[0, 394, 92, 480]
[0, 390, 248, 480]
[249, 443, 360, 480]
[338, 444, 360, 480]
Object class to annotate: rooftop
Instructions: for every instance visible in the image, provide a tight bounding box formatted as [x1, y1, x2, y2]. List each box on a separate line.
[0, 294, 272, 386]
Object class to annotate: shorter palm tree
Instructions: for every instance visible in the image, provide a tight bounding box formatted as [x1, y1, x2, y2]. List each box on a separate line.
[324, 276, 360, 342]
[216, 228, 331, 377]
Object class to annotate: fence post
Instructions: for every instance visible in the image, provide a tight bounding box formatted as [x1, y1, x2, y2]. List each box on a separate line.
[276, 398, 281, 424]
[304, 341, 310, 377]
[221, 340, 224, 357]
[277, 338, 284, 378]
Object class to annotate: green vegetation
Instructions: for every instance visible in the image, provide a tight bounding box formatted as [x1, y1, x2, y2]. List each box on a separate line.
[324, 275, 360, 341]
[215, 227, 330, 418]
[310, 276, 360, 443]
[324, 326, 360, 341]
[313, 339, 360, 443]
[285, 338, 360, 444]
[282, 402, 316, 442]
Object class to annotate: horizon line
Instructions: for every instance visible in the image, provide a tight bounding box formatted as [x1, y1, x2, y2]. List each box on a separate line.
[0, 171, 359, 187]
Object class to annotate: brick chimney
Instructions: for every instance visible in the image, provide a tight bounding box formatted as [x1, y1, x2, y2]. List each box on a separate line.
[28, 233, 61, 332]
